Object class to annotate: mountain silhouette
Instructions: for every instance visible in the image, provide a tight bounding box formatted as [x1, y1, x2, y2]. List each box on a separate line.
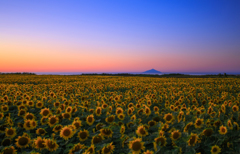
[143, 69, 161, 74]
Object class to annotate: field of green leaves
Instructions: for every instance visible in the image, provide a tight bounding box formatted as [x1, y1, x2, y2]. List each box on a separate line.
[0, 75, 240, 154]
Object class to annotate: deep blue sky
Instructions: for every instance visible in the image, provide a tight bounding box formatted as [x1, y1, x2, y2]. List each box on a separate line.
[1, 0, 240, 73]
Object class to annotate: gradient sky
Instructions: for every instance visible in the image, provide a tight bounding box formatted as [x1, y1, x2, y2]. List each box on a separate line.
[0, 0, 240, 73]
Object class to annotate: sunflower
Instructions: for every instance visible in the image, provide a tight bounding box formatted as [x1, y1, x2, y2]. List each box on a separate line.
[195, 118, 204, 129]
[153, 136, 167, 151]
[131, 115, 136, 121]
[1, 138, 11, 146]
[78, 129, 89, 141]
[31, 120, 38, 129]
[1, 146, 17, 154]
[102, 103, 108, 109]
[5, 127, 17, 138]
[202, 128, 213, 137]
[153, 106, 159, 112]
[91, 134, 104, 144]
[65, 106, 73, 113]
[116, 107, 123, 115]
[211, 145, 221, 154]
[105, 115, 115, 124]
[232, 105, 239, 112]
[148, 120, 156, 127]
[95, 107, 102, 116]
[213, 120, 221, 128]
[60, 126, 75, 140]
[101, 142, 115, 154]
[117, 113, 125, 121]
[1, 105, 9, 112]
[0, 112, 4, 120]
[36, 128, 47, 136]
[86, 114, 95, 126]
[96, 123, 105, 131]
[72, 120, 82, 129]
[48, 115, 59, 127]
[219, 125, 227, 135]
[62, 112, 72, 120]
[34, 137, 46, 150]
[15, 133, 31, 148]
[40, 117, 48, 125]
[18, 105, 27, 110]
[23, 119, 33, 130]
[100, 128, 113, 138]
[53, 124, 63, 133]
[144, 107, 151, 116]
[120, 125, 125, 134]
[136, 125, 148, 137]
[68, 143, 86, 154]
[161, 123, 169, 132]
[184, 122, 193, 133]
[27, 101, 34, 107]
[40, 108, 51, 117]
[129, 138, 145, 154]
[164, 113, 174, 123]
[85, 144, 95, 154]
[18, 109, 26, 117]
[44, 138, 59, 152]
[54, 101, 60, 107]
[227, 120, 233, 130]
[188, 133, 198, 146]
[171, 130, 181, 141]
[137, 109, 144, 115]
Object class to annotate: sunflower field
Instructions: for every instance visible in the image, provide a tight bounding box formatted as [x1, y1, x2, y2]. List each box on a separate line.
[0, 75, 240, 154]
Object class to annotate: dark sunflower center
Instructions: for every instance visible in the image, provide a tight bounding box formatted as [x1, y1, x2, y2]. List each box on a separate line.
[166, 115, 172, 121]
[103, 129, 111, 135]
[139, 128, 146, 135]
[93, 136, 102, 144]
[26, 122, 31, 128]
[80, 132, 87, 139]
[55, 126, 62, 131]
[132, 141, 141, 151]
[173, 132, 179, 139]
[196, 120, 202, 126]
[50, 118, 57, 124]
[37, 140, 45, 148]
[20, 110, 25, 115]
[63, 129, 71, 136]
[74, 122, 80, 129]
[108, 117, 114, 122]
[189, 136, 196, 145]
[64, 113, 70, 119]
[88, 117, 93, 123]
[104, 146, 111, 153]
[2, 139, 11, 146]
[204, 129, 213, 136]
[47, 141, 56, 149]
[19, 137, 28, 146]
[213, 147, 217, 152]
[39, 129, 45, 134]
[156, 137, 165, 146]
[221, 128, 226, 133]
[3, 148, 14, 154]
[43, 110, 49, 116]
[7, 129, 14, 135]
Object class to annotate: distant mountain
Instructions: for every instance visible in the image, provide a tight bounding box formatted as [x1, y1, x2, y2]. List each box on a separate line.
[143, 69, 161, 74]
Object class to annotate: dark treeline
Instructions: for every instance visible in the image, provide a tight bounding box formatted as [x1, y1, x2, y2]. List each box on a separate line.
[81, 73, 240, 78]
[0, 72, 36, 75]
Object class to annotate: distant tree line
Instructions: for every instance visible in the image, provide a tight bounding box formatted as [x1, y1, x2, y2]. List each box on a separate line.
[0, 72, 36, 75]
